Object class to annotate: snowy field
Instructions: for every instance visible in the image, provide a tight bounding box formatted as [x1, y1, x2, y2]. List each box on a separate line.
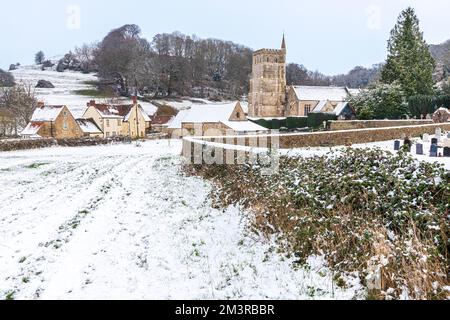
[10, 66, 219, 120]
[11, 66, 158, 118]
[0, 140, 362, 300]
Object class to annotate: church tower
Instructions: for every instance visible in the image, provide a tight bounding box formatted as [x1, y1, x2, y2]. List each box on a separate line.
[248, 35, 287, 118]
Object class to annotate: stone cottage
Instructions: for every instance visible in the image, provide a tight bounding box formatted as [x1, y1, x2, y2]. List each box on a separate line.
[169, 102, 267, 137]
[82, 97, 151, 139]
[21, 104, 83, 139]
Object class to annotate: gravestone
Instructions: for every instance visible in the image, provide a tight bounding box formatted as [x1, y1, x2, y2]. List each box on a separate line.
[435, 128, 442, 142]
[422, 133, 430, 143]
[394, 140, 401, 151]
[431, 138, 438, 145]
[444, 147, 450, 157]
[447, 132, 450, 139]
[430, 144, 438, 157]
[403, 138, 412, 153]
[416, 143, 424, 155]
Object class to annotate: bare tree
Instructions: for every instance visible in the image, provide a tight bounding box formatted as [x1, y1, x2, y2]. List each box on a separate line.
[0, 83, 38, 133]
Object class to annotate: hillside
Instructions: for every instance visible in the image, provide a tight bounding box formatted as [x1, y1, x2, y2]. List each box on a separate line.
[430, 39, 450, 81]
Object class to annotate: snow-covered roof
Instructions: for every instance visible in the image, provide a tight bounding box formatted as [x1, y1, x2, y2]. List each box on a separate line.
[311, 100, 351, 116]
[334, 102, 350, 116]
[434, 107, 450, 115]
[183, 102, 240, 123]
[21, 122, 43, 136]
[167, 109, 191, 129]
[31, 106, 65, 122]
[76, 119, 102, 134]
[221, 120, 268, 132]
[292, 86, 349, 101]
[312, 100, 328, 113]
[124, 106, 151, 122]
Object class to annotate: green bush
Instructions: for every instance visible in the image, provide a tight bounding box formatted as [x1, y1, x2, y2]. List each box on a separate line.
[408, 95, 450, 118]
[286, 117, 308, 129]
[307, 113, 337, 128]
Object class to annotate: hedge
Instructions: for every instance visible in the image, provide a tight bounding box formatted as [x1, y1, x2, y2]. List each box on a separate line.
[251, 117, 308, 130]
[409, 95, 450, 118]
[307, 113, 338, 128]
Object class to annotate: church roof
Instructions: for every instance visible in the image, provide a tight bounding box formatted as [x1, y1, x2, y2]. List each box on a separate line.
[292, 86, 349, 102]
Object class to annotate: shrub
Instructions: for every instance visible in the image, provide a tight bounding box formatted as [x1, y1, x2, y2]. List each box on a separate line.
[349, 83, 409, 120]
[307, 113, 337, 128]
[408, 95, 450, 118]
[286, 117, 308, 129]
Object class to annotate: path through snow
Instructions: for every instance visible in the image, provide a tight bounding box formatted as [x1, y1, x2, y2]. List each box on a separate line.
[0, 141, 361, 300]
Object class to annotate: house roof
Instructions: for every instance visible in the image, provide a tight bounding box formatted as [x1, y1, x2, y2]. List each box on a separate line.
[221, 120, 268, 132]
[167, 109, 191, 129]
[311, 100, 351, 116]
[183, 102, 240, 123]
[89, 103, 151, 122]
[292, 86, 349, 102]
[76, 119, 102, 134]
[21, 122, 43, 136]
[151, 115, 173, 125]
[31, 105, 65, 122]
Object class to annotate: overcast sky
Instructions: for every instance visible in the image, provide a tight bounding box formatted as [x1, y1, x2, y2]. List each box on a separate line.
[1, 0, 449, 75]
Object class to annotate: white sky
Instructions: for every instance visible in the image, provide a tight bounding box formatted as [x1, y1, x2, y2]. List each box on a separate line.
[1, 0, 449, 74]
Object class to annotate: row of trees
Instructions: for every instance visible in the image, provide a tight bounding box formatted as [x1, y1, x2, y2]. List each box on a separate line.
[286, 63, 382, 88]
[77, 26, 252, 99]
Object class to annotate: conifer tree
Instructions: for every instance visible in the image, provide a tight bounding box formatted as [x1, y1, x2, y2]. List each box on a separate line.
[381, 7, 435, 97]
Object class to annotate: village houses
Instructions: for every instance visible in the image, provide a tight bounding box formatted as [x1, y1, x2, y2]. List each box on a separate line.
[82, 97, 151, 139]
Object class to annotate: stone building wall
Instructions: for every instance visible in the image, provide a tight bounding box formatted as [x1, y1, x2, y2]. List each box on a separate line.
[248, 48, 286, 118]
[328, 120, 435, 131]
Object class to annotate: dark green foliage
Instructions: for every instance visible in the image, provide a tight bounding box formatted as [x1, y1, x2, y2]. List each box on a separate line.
[408, 95, 450, 118]
[380, 7, 435, 97]
[286, 117, 308, 129]
[349, 83, 409, 119]
[307, 113, 337, 128]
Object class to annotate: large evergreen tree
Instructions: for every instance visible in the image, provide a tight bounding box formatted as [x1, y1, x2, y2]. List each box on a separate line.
[380, 7, 435, 97]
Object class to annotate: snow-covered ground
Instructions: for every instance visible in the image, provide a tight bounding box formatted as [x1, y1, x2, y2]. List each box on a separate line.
[283, 136, 450, 170]
[10, 66, 158, 118]
[0, 140, 362, 300]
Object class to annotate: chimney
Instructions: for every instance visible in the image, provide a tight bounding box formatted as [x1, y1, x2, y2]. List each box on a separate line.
[132, 96, 138, 105]
[37, 102, 45, 108]
[89, 100, 96, 107]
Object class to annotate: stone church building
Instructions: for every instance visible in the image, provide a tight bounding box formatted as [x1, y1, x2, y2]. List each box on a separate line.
[248, 36, 287, 118]
[248, 36, 356, 120]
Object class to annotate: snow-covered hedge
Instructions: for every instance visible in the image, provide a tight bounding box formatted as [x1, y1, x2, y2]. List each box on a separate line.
[187, 148, 449, 299]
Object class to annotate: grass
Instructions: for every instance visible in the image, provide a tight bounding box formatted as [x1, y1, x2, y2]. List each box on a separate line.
[25, 162, 49, 169]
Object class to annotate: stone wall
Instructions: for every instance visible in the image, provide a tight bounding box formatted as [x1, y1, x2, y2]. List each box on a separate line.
[182, 123, 450, 158]
[328, 119, 434, 131]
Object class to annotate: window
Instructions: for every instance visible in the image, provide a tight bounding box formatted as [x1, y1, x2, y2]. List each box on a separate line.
[304, 105, 312, 116]
[117, 120, 121, 126]
[236, 112, 241, 119]
[106, 120, 110, 127]
[106, 132, 110, 137]
[63, 121, 68, 130]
